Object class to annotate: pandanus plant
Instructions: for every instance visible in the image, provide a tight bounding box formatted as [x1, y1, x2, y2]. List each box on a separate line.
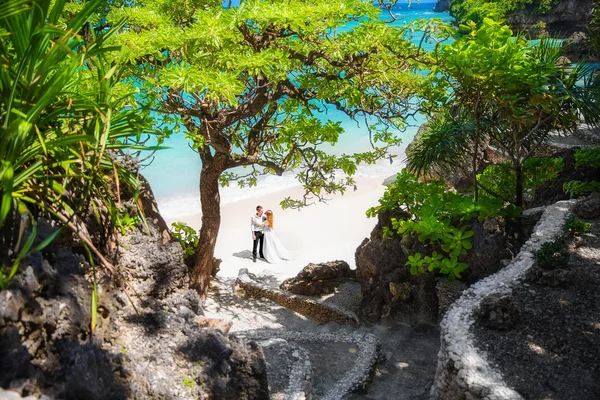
[0, 0, 155, 290]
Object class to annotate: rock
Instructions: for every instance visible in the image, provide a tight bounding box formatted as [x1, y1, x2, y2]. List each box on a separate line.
[573, 124, 600, 145]
[0, 170, 269, 400]
[433, 0, 451, 12]
[0, 291, 23, 324]
[389, 281, 415, 302]
[573, 192, 600, 220]
[436, 279, 468, 318]
[180, 330, 270, 400]
[475, 294, 520, 330]
[194, 316, 233, 335]
[279, 260, 353, 296]
[506, 0, 595, 37]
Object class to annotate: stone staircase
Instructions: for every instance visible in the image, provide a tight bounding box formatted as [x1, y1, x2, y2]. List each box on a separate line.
[238, 330, 381, 400]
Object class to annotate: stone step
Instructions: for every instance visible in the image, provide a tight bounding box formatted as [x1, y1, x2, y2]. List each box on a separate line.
[239, 329, 381, 400]
[255, 338, 313, 400]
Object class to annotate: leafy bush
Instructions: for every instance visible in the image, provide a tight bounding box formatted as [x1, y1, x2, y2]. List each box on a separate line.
[534, 241, 569, 269]
[574, 147, 600, 169]
[451, 0, 559, 25]
[0, 0, 154, 289]
[367, 171, 521, 280]
[563, 148, 600, 198]
[477, 157, 563, 204]
[564, 215, 591, 236]
[171, 222, 199, 259]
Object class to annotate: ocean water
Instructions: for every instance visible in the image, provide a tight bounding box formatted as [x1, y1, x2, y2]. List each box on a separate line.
[142, 2, 452, 221]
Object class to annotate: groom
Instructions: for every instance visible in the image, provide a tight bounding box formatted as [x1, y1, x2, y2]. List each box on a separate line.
[251, 205, 266, 263]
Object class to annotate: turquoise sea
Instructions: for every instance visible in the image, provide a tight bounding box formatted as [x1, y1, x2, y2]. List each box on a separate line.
[142, 1, 453, 220]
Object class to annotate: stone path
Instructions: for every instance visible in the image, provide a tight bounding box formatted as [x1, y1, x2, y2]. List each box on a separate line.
[204, 274, 440, 399]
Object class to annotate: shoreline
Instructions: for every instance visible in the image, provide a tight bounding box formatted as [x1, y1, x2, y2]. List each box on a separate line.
[164, 173, 399, 280]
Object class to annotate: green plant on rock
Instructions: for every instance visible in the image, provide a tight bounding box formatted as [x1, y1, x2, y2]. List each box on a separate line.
[535, 241, 569, 269]
[564, 148, 600, 198]
[171, 222, 200, 259]
[564, 215, 591, 236]
[369, 171, 519, 280]
[0, 0, 155, 289]
[111, 208, 141, 235]
[182, 375, 196, 388]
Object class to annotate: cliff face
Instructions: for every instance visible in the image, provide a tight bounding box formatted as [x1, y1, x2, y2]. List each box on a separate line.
[507, 0, 595, 36]
[434, 0, 595, 36]
[433, 0, 451, 12]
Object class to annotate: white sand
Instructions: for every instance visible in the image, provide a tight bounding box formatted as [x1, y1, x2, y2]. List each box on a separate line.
[166, 175, 395, 281]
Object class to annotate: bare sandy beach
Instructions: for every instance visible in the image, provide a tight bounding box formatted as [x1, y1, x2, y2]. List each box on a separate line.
[165, 174, 397, 281]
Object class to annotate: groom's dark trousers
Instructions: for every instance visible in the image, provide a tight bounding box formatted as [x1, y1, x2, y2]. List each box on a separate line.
[253, 231, 265, 259]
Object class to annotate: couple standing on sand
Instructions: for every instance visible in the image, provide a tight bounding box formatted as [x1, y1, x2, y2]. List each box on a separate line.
[251, 205, 293, 263]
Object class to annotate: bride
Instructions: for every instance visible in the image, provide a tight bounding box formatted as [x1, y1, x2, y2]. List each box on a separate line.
[262, 210, 293, 263]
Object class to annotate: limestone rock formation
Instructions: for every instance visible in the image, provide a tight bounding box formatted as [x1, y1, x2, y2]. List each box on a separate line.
[573, 192, 600, 220]
[434, 0, 595, 37]
[355, 210, 513, 325]
[433, 0, 451, 12]
[0, 177, 269, 400]
[279, 260, 354, 296]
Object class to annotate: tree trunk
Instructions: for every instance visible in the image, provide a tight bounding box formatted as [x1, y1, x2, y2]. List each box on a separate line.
[191, 161, 224, 300]
[515, 161, 524, 209]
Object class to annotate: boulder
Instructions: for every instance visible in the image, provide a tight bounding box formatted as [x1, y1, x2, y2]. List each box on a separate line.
[279, 260, 353, 296]
[573, 192, 600, 220]
[355, 210, 514, 325]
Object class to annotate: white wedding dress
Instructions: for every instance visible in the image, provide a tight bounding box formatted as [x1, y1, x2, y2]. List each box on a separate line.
[262, 227, 293, 263]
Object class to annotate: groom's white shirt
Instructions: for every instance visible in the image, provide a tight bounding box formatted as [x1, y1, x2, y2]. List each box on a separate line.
[251, 214, 265, 232]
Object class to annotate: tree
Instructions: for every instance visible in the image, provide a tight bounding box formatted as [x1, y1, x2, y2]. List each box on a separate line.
[0, 0, 154, 287]
[109, 0, 426, 298]
[408, 18, 600, 208]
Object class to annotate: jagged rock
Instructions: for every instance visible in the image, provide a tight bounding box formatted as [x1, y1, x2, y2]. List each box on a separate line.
[506, 0, 595, 37]
[0, 291, 23, 325]
[0, 172, 270, 400]
[194, 316, 233, 335]
[389, 281, 414, 303]
[355, 210, 513, 324]
[573, 192, 600, 220]
[279, 260, 353, 296]
[180, 330, 270, 400]
[475, 293, 520, 330]
[436, 279, 468, 318]
[433, 0, 451, 12]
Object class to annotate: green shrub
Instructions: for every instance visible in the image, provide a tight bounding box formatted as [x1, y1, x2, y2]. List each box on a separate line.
[368, 171, 521, 280]
[535, 241, 569, 269]
[574, 147, 600, 169]
[564, 215, 591, 236]
[563, 148, 600, 198]
[0, 0, 155, 289]
[477, 157, 563, 204]
[171, 222, 199, 259]
[563, 181, 600, 197]
[451, 0, 559, 25]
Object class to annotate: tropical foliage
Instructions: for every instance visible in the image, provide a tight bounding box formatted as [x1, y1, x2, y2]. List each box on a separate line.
[450, 0, 559, 25]
[409, 18, 600, 208]
[563, 147, 600, 197]
[0, 0, 153, 289]
[477, 157, 563, 204]
[366, 171, 520, 280]
[107, 0, 427, 296]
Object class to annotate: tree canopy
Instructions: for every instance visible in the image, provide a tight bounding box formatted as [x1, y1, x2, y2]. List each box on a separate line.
[105, 0, 428, 296]
[408, 18, 600, 208]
